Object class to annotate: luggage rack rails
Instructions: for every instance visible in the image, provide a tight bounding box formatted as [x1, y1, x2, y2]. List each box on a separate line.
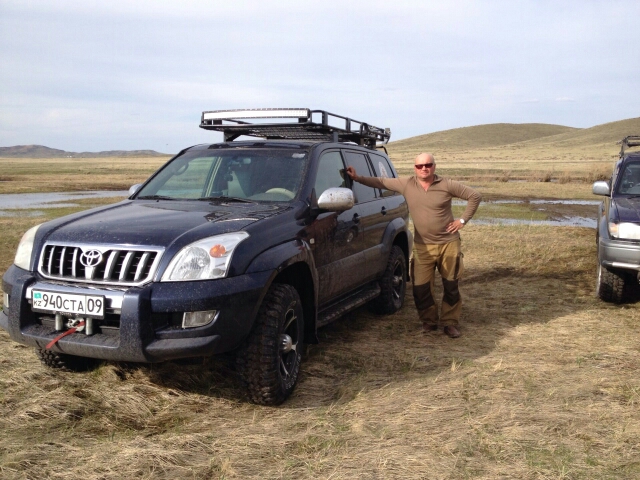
[200, 108, 391, 150]
[619, 136, 640, 157]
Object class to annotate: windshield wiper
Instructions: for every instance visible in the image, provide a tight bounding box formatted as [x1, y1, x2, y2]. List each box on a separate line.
[137, 195, 177, 200]
[198, 195, 255, 203]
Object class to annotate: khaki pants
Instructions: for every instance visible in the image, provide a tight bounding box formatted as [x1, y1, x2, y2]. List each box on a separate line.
[411, 240, 464, 328]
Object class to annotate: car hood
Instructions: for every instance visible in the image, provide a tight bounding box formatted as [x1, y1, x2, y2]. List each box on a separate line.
[43, 200, 290, 247]
[613, 197, 640, 223]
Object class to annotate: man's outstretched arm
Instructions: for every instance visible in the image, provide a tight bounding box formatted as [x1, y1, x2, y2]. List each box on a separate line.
[346, 166, 406, 193]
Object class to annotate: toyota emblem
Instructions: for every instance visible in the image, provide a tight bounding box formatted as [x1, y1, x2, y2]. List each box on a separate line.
[80, 249, 103, 267]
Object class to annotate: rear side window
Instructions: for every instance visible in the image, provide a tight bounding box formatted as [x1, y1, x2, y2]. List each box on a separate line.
[369, 152, 397, 197]
[344, 151, 377, 203]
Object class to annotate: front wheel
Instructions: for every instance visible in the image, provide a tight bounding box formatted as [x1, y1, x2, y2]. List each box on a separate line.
[35, 348, 98, 372]
[370, 245, 407, 314]
[237, 283, 304, 405]
[596, 262, 626, 303]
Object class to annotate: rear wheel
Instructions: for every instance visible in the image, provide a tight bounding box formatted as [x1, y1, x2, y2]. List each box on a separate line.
[370, 245, 407, 314]
[596, 262, 626, 303]
[35, 348, 98, 372]
[237, 284, 304, 405]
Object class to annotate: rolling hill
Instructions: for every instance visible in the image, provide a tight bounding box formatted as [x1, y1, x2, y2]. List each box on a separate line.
[0, 145, 169, 158]
[388, 117, 640, 154]
[389, 123, 578, 152]
[520, 117, 640, 149]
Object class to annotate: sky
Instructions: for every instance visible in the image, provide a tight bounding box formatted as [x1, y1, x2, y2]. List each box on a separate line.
[1, 0, 639, 153]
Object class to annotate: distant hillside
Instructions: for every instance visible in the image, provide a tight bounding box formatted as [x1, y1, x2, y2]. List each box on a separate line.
[388, 118, 640, 155]
[520, 117, 640, 149]
[389, 123, 577, 152]
[0, 145, 170, 158]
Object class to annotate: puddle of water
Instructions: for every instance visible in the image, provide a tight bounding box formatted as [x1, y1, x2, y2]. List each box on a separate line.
[0, 210, 45, 218]
[473, 217, 596, 228]
[452, 199, 599, 206]
[0, 191, 129, 210]
[529, 199, 600, 206]
[452, 197, 598, 227]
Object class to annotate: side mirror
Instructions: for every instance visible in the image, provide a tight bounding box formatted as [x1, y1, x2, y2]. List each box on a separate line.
[128, 184, 142, 197]
[592, 181, 610, 196]
[317, 187, 355, 212]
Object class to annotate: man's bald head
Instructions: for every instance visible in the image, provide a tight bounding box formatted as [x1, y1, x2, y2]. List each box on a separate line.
[415, 153, 435, 166]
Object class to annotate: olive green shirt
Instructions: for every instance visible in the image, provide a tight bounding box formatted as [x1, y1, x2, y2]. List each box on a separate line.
[355, 174, 481, 244]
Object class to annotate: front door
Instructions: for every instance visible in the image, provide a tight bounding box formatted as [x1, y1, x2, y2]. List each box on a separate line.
[304, 150, 365, 305]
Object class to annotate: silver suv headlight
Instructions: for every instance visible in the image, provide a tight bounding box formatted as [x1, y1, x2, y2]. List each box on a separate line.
[14, 224, 42, 270]
[609, 222, 640, 240]
[161, 232, 249, 281]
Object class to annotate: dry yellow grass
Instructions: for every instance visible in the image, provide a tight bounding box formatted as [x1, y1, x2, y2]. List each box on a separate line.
[2, 224, 640, 479]
[0, 156, 169, 194]
[2, 129, 640, 478]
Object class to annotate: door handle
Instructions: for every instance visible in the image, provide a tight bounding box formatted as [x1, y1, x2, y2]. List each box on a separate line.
[352, 213, 360, 224]
[381, 206, 387, 215]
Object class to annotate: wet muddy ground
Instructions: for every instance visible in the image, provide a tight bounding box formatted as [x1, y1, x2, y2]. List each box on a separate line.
[0, 191, 128, 217]
[456, 198, 599, 227]
[0, 191, 600, 227]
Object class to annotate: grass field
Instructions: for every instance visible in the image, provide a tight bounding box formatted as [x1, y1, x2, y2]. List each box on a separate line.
[1, 120, 640, 479]
[0, 156, 169, 194]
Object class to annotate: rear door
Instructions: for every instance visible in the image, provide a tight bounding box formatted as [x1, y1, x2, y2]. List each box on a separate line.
[343, 150, 389, 282]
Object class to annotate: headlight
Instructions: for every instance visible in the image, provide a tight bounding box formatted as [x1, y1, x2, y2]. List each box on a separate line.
[610, 222, 640, 240]
[14, 224, 42, 270]
[161, 232, 249, 281]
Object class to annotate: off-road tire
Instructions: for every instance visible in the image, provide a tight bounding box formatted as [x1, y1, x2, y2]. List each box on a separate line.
[237, 283, 304, 405]
[370, 245, 407, 314]
[35, 348, 98, 372]
[596, 263, 626, 303]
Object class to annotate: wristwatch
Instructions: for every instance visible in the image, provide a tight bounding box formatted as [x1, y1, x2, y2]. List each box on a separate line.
[459, 218, 466, 225]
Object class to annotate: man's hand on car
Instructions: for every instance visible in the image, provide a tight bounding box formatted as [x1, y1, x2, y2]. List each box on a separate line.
[345, 166, 357, 180]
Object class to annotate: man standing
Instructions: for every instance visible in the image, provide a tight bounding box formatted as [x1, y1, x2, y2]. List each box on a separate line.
[346, 153, 481, 338]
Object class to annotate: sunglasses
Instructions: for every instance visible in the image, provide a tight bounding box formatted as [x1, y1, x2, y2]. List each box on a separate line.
[414, 163, 434, 169]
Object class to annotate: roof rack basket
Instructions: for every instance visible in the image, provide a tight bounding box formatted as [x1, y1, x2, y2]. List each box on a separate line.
[200, 108, 391, 150]
[619, 135, 640, 156]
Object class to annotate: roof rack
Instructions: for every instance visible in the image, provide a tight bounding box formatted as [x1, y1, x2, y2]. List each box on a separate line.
[200, 108, 391, 150]
[619, 135, 640, 156]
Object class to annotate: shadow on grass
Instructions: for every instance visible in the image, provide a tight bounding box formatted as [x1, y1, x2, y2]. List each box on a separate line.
[135, 261, 612, 408]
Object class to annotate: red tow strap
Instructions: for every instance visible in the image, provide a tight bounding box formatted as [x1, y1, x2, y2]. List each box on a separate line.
[46, 321, 85, 350]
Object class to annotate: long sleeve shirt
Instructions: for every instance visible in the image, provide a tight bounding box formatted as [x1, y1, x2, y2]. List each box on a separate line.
[355, 174, 481, 244]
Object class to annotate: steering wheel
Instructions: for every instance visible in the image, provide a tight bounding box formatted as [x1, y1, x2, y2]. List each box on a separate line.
[265, 188, 295, 199]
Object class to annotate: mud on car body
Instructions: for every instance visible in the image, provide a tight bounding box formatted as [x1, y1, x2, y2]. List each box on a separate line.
[594, 135, 640, 303]
[1, 109, 412, 405]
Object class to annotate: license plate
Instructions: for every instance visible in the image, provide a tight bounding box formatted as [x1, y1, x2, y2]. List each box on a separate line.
[32, 290, 105, 319]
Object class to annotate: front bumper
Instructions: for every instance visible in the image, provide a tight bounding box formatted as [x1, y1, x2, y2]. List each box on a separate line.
[1, 264, 272, 362]
[599, 236, 640, 272]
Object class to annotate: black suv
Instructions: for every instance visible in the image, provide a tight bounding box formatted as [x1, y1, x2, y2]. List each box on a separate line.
[594, 135, 640, 303]
[1, 109, 412, 404]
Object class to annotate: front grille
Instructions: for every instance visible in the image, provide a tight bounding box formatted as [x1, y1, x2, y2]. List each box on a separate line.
[39, 243, 164, 286]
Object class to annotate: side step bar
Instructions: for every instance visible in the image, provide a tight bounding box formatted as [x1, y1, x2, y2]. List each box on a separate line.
[317, 284, 380, 327]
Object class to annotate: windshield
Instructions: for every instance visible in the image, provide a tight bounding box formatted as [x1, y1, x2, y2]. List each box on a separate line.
[617, 161, 640, 195]
[136, 148, 309, 202]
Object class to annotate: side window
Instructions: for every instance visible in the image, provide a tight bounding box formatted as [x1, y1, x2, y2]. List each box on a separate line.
[618, 162, 640, 194]
[344, 151, 377, 203]
[369, 152, 397, 197]
[314, 151, 347, 195]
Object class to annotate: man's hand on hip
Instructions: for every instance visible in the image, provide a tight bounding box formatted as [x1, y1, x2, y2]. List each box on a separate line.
[446, 219, 465, 233]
